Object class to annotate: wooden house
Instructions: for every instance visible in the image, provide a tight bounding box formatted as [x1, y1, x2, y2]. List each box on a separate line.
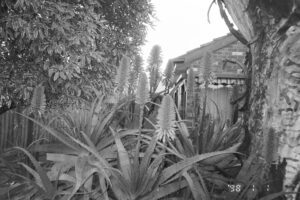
[170, 33, 248, 123]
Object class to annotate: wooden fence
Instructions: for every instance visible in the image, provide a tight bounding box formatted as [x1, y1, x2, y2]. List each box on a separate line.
[0, 107, 47, 151]
[185, 86, 243, 124]
[202, 87, 234, 121]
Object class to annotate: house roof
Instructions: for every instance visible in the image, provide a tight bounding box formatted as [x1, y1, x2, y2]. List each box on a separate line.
[172, 33, 237, 75]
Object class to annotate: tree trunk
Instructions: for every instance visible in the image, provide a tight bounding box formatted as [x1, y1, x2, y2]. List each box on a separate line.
[220, 0, 300, 198]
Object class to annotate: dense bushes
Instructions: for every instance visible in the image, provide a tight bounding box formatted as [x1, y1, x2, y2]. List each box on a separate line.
[0, 56, 286, 200]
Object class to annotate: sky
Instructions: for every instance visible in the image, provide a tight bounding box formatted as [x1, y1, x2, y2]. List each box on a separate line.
[141, 0, 230, 70]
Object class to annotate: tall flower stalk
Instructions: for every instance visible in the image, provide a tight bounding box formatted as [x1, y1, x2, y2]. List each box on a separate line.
[201, 53, 212, 117]
[115, 56, 130, 95]
[156, 94, 176, 143]
[147, 45, 163, 94]
[162, 60, 175, 93]
[30, 84, 46, 116]
[135, 72, 150, 153]
[187, 67, 195, 113]
[203, 52, 212, 90]
[128, 55, 143, 96]
[195, 53, 212, 153]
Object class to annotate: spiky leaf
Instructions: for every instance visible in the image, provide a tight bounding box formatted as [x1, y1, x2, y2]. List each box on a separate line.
[110, 127, 131, 181]
[15, 147, 54, 199]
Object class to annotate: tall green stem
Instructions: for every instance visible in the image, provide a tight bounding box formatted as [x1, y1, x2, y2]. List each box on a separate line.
[135, 104, 144, 161]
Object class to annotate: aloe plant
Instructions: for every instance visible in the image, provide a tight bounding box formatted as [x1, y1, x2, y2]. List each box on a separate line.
[1, 147, 57, 200]
[109, 126, 239, 200]
[0, 149, 30, 199]
[2, 146, 113, 200]
[152, 94, 245, 199]
[128, 92, 243, 200]
[110, 128, 164, 200]
[3, 66, 260, 200]
[17, 104, 115, 199]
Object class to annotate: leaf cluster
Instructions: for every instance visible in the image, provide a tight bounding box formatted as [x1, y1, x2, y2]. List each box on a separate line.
[0, 0, 154, 109]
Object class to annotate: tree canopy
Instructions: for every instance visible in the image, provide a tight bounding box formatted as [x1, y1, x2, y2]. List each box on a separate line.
[0, 0, 154, 110]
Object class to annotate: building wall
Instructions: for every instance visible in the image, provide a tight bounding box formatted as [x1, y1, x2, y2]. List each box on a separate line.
[191, 40, 247, 74]
[185, 40, 247, 122]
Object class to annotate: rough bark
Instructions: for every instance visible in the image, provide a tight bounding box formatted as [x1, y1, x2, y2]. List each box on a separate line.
[220, 0, 300, 198]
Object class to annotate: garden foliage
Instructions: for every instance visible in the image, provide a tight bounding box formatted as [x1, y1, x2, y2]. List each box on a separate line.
[0, 0, 154, 110]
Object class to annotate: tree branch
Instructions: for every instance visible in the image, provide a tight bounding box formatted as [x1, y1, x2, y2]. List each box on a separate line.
[222, 59, 247, 74]
[231, 92, 247, 105]
[217, 0, 249, 45]
[207, 0, 216, 24]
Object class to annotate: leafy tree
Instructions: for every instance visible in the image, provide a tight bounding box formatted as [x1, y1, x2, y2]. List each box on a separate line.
[213, 0, 300, 197]
[0, 0, 154, 112]
[99, 0, 155, 62]
[147, 44, 163, 94]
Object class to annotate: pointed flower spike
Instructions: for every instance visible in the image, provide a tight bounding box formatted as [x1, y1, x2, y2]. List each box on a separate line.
[156, 94, 176, 142]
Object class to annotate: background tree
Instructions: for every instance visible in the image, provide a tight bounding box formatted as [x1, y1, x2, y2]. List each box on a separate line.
[0, 0, 154, 112]
[147, 44, 163, 94]
[99, 0, 155, 63]
[213, 0, 300, 197]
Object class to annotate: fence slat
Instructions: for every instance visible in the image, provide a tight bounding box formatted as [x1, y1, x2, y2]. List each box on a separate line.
[0, 108, 31, 150]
